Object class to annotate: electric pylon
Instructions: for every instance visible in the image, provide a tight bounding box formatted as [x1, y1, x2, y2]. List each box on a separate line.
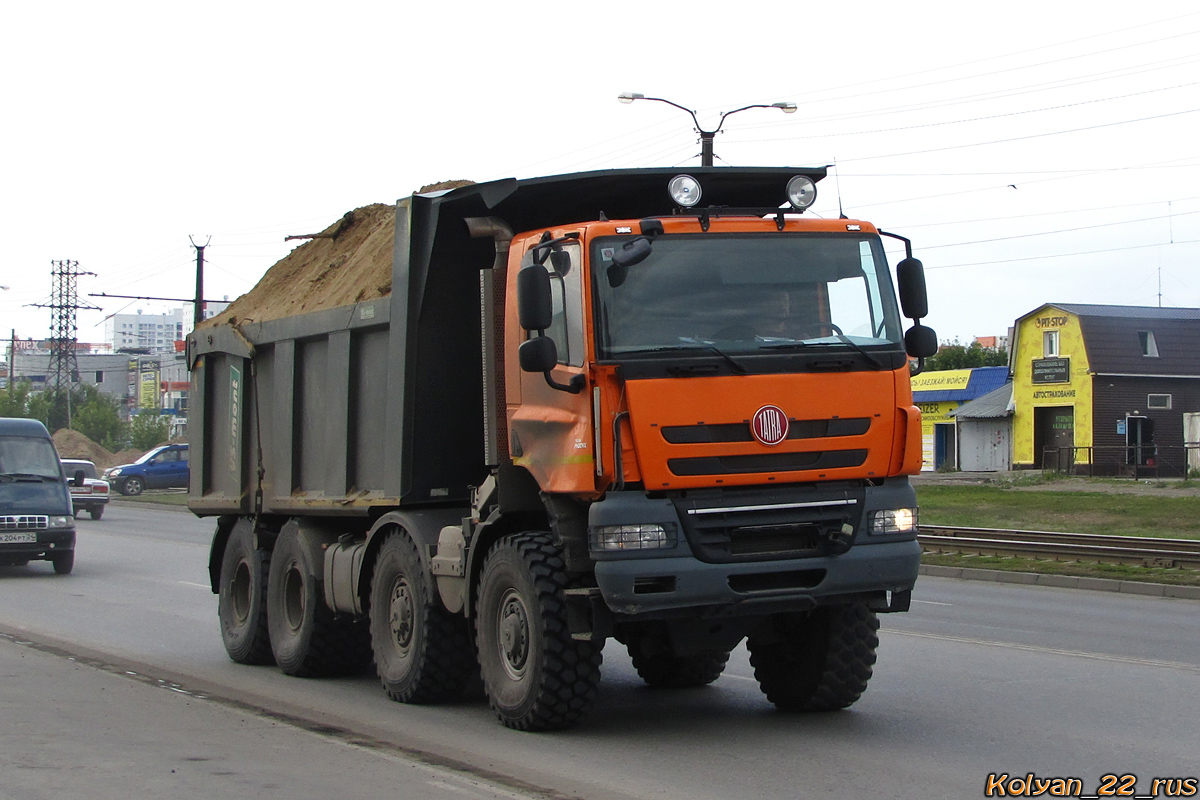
[32, 260, 98, 427]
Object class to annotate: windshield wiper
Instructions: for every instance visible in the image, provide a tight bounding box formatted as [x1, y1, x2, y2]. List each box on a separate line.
[758, 336, 886, 369]
[644, 342, 747, 374]
[0, 472, 58, 482]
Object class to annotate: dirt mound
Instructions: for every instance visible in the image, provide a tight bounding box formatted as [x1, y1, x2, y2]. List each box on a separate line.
[111, 448, 145, 467]
[201, 181, 475, 328]
[203, 203, 396, 327]
[53, 429, 117, 469]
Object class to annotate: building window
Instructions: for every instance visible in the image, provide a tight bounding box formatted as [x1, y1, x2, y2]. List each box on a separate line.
[95, 371, 104, 382]
[1147, 393, 1172, 410]
[1138, 331, 1159, 357]
[1043, 330, 1059, 357]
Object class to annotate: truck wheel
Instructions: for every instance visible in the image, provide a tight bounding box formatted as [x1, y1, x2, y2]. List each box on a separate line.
[747, 602, 879, 711]
[51, 551, 74, 575]
[122, 477, 144, 496]
[267, 527, 371, 677]
[369, 532, 479, 703]
[90, 506, 104, 520]
[475, 532, 602, 731]
[628, 645, 730, 689]
[218, 522, 274, 665]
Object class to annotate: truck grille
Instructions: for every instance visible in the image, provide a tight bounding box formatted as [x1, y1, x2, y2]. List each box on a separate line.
[661, 417, 870, 444]
[671, 484, 865, 563]
[668, 449, 867, 477]
[0, 515, 49, 531]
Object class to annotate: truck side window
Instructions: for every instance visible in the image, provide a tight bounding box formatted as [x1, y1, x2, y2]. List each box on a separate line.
[523, 242, 585, 367]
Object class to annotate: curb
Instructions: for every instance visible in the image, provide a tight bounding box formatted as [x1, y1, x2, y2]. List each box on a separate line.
[919, 564, 1200, 600]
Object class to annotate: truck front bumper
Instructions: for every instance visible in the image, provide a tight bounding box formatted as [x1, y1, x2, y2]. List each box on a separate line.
[588, 482, 920, 619]
[593, 539, 919, 617]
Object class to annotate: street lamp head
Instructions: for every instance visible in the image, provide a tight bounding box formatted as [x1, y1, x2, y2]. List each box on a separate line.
[773, 102, 798, 114]
[617, 92, 645, 104]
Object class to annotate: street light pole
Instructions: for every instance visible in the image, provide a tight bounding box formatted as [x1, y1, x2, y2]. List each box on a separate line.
[618, 92, 797, 167]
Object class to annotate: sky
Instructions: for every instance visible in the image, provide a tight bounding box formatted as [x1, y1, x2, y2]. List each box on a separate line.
[3, 1, 1198, 350]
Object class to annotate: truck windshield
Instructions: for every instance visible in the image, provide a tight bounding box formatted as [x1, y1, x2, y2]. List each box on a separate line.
[0, 435, 63, 479]
[592, 232, 903, 358]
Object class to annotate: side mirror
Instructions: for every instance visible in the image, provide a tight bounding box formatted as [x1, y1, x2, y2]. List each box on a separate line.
[608, 237, 652, 288]
[549, 250, 571, 275]
[517, 266, 553, 331]
[896, 257, 928, 320]
[904, 323, 938, 358]
[518, 336, 584, 394]
[612, 237, 652, 268]
[518, 336, 557, 373]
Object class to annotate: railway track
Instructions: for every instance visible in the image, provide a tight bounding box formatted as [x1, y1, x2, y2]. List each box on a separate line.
[918, 525, 1200, 570]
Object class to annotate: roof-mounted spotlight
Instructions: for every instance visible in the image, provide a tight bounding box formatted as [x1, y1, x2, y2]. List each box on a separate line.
[786, 175, 817, 211]
[668, 174, 702, 207]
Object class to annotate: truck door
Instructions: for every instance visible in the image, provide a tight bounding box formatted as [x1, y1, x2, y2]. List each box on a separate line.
[508, 238, 596, 495]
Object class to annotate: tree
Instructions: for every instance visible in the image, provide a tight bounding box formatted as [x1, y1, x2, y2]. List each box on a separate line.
[129, 412, 170, 451]
[923, 340, 1009, 371]
[72, 384, 127, 452]
[0, 380, 34, 417]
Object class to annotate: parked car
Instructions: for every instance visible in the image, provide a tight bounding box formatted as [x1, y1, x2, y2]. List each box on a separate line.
[0, 417, 76, 574]
[104, 444, 189, 496]
[61, 458, 110, 520]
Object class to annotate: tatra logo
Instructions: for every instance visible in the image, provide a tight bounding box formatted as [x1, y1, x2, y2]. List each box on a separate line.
[752, 405, 789, 446]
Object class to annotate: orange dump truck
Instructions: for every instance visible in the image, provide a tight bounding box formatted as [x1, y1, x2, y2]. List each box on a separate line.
[188, 167, 937, 730]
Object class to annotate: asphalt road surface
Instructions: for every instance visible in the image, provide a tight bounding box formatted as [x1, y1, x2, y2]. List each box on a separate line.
[1, 501, 1197, 800]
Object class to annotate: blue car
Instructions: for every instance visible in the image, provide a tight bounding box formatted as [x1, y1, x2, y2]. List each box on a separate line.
[103, 444, 189, 496]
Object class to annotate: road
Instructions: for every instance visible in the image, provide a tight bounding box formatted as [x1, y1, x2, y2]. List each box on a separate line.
[1, 502, 1197, 800]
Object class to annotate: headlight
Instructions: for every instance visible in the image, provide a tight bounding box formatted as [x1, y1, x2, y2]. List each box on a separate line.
[668, 174, 702, 207]
[48, 515, 73, 528]
[786, 175, 817, 210]
[590, 523, 677, 551]
[870, 508, 917, 535]
[107, 468, 122, 477]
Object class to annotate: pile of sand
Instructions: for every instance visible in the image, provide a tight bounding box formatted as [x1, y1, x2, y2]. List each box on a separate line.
[204, 180, 473, 328]
[111, 448, 145, 467]
[53, 429, 117, 469]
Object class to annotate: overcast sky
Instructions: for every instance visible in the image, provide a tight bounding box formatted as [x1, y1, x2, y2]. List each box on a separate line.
[3, 1, 1198, 349]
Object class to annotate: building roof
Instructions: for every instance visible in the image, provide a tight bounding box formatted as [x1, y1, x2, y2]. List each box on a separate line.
[1019, 303, 1200, 377]
[912, 365, 1009, 403]
[950, 382, 1013, 419]
[1049, 303, 1200, 321]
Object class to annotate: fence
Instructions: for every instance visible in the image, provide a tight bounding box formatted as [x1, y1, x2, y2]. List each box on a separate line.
[1041, 444, 1200, 479]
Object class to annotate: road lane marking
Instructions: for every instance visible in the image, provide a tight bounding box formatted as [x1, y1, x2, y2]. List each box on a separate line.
[912, 599, 953, 606]
[885, 629, 1200, 673]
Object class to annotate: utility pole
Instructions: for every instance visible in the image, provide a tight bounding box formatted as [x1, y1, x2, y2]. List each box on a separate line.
[32, 260, 98, 429]
[191, 236, 211, 329]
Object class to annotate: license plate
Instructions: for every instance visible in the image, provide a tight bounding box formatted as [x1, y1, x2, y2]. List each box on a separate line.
[0, 532, 37, 544]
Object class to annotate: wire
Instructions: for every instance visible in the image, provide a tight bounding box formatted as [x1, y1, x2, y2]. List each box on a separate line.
[928, 237, 1200, 269]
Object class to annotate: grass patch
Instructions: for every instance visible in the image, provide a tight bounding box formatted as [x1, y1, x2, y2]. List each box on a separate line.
[922, 552, 1200, 587]
[916, 485, 1200, 540]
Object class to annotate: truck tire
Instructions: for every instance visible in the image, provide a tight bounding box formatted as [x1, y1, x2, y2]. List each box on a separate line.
[475, 532, 602, 731]
[628, 645, 730, 689]
[747, 602, 879, 711]
[122, 476, 144, 496]
[51, 551, 74, 575]
[267, 527, 371, 677]
[369, 532, 479, 703]
[217, 522, 274, 665]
